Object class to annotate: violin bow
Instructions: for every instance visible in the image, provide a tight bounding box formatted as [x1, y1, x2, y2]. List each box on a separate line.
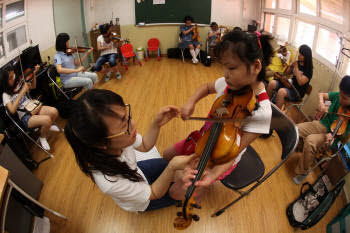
[185, 117, 243, 123]
[74, 38, 84, 73]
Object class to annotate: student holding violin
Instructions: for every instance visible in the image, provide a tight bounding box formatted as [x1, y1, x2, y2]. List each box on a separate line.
[208, 22, 227, 47]
[1, 66, 59, 151]
[295, 75, 350, 175]
[54, 33, 98, 90]
[91, 24, 122, 82]
[164, 30, 273, 204]
[180, 16, 201, 64]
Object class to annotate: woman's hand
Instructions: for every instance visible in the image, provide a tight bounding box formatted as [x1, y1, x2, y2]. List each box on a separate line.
[181, 166, 198, 189]
[76, 66, 85, 73]
[318, 102, 328, 113]
[181, 101, 195, 120]
[34, 65, 40, 73]
[20, 82, 30, 94]
[154, 105, 180, 127]
[169, 153, 197, 171]
[88, 47, 94, 53]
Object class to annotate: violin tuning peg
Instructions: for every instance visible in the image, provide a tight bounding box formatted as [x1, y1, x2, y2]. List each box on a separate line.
[175, 200, 182, 207]
[190, 203, 202, 209]
[191, 214, 200, 221]
[177, 212, 183, 217]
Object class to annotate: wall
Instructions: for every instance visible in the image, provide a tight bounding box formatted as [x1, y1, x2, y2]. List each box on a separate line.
[85, 0, 260, 54]
[27, 0, 56, 62]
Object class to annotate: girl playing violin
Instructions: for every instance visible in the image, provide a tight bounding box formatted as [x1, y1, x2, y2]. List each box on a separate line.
[64, 89, 196, 212]
[164, 30, 273, 198]
[179, 16, 201, 64]
[1, 67, 60, 151]
[295, 75, 350, 175]
[54, 33, 98, 90]
[91, 24, 122, 82]
[208, 22, 228, 47]
[267, 44, 313, 109]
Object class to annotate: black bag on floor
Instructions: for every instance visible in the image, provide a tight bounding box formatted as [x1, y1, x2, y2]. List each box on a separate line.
[167, 48, 182, 59]
[286, 175, 345, 230]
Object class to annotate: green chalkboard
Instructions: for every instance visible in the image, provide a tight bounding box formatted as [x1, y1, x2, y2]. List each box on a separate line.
[135, 0, 211, 25]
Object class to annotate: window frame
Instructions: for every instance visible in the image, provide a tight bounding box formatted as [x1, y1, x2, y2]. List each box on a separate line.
[0, 0, 28, 67]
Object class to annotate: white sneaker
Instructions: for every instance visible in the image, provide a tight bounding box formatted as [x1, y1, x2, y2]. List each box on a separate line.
[116, 72, 122, 80]
[192, 58, 198, 64]
[39, 137, 50, 151]
[50, 125, 60, 132]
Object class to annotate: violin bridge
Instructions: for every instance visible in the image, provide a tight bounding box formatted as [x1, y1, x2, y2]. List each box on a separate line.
[216, 107, 229, 118]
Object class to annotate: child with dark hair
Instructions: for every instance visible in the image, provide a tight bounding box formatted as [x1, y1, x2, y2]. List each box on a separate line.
[208, 22, 220, 47]
[295, 75, 350, 175]
[64, 89, 196, 212]
[179, 16, 201, 64]
[54, 33, 98, 90]
[163, 30, 273, 193]
[267, 44, 313, 109]
[1, 68, 59, 151]
[91, 24, 122, 82]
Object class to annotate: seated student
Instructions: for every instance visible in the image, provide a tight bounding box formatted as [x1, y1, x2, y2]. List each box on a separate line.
[1, 67, 59, 151]
[164, 30, 273, 200]
[208, 22, 229, 47]
[267, 44, 313, 109]
[64, 89, 196, 212]
[295, 76, 350, 175]
[179, 16, 201, 64]
[54, 33, 98, 90]
[265, 43, 291, 82]
[91, 24, 121, 82]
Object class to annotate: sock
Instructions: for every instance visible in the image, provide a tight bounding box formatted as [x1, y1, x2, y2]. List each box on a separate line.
[190, 49, 196, 59]
[195, 48, 200, 57]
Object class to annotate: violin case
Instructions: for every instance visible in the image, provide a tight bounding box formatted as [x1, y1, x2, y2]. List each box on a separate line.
[287, 147, 349, 230]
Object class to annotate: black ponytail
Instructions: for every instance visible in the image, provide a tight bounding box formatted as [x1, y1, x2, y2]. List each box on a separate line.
[214, 30, 274, 81]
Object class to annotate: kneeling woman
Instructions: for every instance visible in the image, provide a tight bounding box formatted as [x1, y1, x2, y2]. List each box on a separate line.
[1, 67, 59, 151]
[64, 89, 195, 212]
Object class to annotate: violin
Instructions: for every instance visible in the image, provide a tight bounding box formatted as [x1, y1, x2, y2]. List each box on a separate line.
[315, 107, 350, 159]
[103, 32, 122, 44]
[66, 46, 91, 55]
[215, 26, 227, 43]
[274, 72, 292, 89]
[192, 24, 200, 42]
[173, 88, 257, 230]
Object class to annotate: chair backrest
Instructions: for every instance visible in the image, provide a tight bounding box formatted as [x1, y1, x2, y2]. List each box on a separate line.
[270, 103, 299, 160]
[121, 43, 134, 55]
[148, 38, 159, 48]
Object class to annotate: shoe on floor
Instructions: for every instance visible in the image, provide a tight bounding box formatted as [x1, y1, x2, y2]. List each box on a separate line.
[50, 125, 60, 132]
[39, 137, 50, 151]
[105, 71, 111, 82]
[116, 72, 122, 80]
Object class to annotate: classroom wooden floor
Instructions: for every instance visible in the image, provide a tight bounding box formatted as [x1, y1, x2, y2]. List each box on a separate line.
[32, 57, 346, 233]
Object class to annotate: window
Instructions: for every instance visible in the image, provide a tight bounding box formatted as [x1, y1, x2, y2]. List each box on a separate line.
[299, 0, 317, 16]
[0, 33, 4, 58]
[275, 17, 290, 42]
[316, 28, 340, 64]
[265, 0, 276, 9]
[6, 25, 26, 51]
[294, 20, 315, 48]
[320, 0, 344, 25]
[5, 0, 24, 23]
[264, 13, 275, 33]
[278, 0, 292, 10]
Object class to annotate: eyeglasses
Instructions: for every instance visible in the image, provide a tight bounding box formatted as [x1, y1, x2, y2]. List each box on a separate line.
[106, 104, 132, 139]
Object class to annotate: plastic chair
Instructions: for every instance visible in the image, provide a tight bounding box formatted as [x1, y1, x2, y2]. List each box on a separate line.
[120, 43, 142, 70]
[47, 65, 80, 100]
[285, 85, 313, 123]
[213, 103, 298, 217]
[145, 38, 161, 61]
[0, 104, 54, 165]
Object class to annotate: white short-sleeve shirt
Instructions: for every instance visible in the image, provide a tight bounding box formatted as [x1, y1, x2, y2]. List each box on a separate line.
[2, 92, 30, 119]
[214, 77, 272, 165]
[97, 35, 118, 56]
[92, 134, 151, 212]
